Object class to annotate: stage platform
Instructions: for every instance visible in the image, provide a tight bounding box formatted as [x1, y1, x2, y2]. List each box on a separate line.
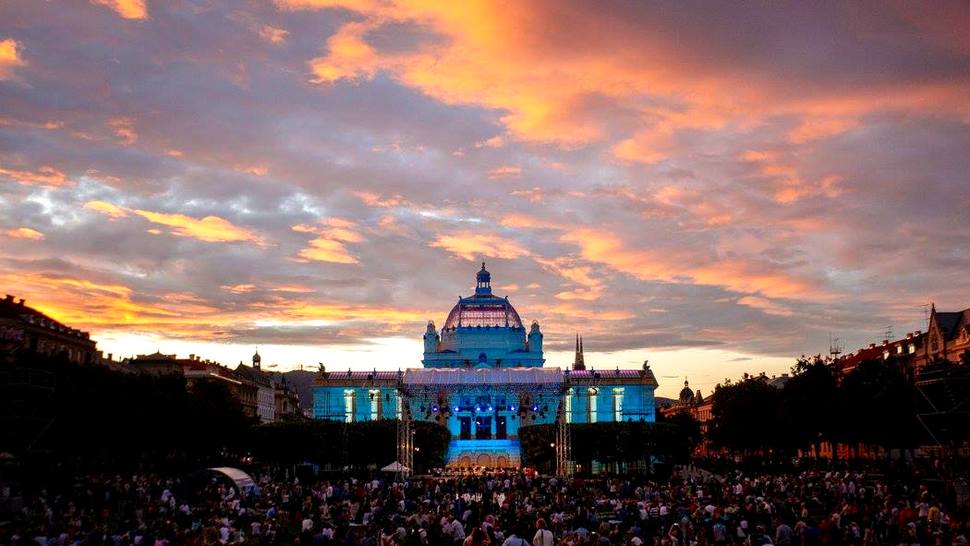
[445, 438, 521, 468]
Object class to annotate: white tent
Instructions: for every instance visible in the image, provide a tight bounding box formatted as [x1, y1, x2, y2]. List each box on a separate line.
[206, 467, 259, 495]
[381, 461, 411, 473]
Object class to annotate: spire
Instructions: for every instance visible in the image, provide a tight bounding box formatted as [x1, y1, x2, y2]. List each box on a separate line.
[573, 333, 586, 370]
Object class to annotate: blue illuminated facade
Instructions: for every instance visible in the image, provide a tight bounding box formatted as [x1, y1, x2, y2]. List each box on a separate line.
[312, 263, 658, 467]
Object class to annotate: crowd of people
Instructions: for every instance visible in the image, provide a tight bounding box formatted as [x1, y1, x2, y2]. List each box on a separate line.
[2, 463, 968, 546]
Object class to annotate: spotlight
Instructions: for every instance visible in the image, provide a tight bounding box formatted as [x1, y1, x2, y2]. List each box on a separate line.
[475, 406, 481, 412]
[510, 406, 516, 411]
[532, 405, 539, 412]
[432, 405, 439, 412]
[454, 406, 460, 412]
[487, 406, 493, 411]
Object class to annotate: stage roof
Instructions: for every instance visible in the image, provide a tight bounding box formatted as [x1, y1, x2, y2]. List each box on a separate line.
[403, 367, 563, 386]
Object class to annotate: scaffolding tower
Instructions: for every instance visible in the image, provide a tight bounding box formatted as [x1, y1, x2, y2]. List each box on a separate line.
[395, 399, 414, 477]
[555, 379, 573, 477]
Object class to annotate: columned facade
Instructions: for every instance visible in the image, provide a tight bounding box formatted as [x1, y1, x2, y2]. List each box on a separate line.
[312, 263, 659, 468]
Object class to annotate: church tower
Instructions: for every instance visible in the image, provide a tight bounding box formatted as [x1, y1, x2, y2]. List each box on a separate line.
[252, 348, 261, 370]
[573, 334, 586, 370]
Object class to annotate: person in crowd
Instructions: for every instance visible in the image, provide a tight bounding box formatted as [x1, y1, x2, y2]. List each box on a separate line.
[2, 462, 968, 546]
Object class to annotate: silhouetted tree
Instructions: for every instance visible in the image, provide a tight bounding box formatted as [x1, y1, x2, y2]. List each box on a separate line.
[780, 355, 843, 456]
[842, 357, 921, 451]
[708, 376, 783, 454]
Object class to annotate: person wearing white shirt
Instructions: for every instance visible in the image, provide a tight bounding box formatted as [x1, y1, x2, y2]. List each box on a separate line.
[533, 518, 553, 546]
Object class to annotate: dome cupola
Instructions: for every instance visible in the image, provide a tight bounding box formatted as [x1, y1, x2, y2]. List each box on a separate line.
[475, 261, 492, 295]
[442, 262, 523, 330]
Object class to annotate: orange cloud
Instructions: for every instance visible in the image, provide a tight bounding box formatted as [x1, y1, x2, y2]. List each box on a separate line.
[133, 209, 263, 243]
[84, 200, 129, 219]
[3, 227, 44, 240]
[309, 20, 382, 83]
[295, 1, 970, 160]
[259, 25, 290, 44]
[787, 117, 859, 143]
[294, 218, 365, 264]
[237, 164, 269, 176]
[429, 232, 532, 261]
[298, 238, 359, 264]
[737, 295, 794, 317]
[90, 0, 147, 20]
[533, 301, 634, 321]
[354, 191, 407, 208]
[0, 39, 26, 79]
[0, 117, 63, 130]
[560, 227, 823, 300]
[500, 213, 563, 230]
[107, 117, 138, 146]
[268, 300, 428, 324]
[741, 150, 843, 204]
[222, 284, 257, 294]
[476, 135, 505, 148]
[0, 164, 70, 187]
[487, 165, 522, 179]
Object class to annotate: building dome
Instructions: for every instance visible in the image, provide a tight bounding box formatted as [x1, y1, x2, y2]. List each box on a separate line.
[679, 379, 694, 404]
[443, 295, 523, 330]
[442, 262, 523, 330]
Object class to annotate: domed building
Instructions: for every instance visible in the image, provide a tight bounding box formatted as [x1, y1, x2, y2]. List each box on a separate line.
[679, 379, 695, 405]
[422, 262, 545, 368]
[312, 262, 658, 470]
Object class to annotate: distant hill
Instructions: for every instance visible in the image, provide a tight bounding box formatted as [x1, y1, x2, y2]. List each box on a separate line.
[272, 369, 317, 411]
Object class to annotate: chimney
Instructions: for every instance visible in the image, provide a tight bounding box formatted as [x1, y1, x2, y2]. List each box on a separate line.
[907, 333, 913, 340]
[107, 353, 113, 361]
[189, 354, 195, 360]
[17, 298, 24, 305]
[4, 294, 12, 302]
[868, 343, 876, 349]
[915, 330, 921, 336]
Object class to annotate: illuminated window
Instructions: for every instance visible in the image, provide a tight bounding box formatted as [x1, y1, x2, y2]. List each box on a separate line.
[883, 350, 890, 360]
[395, 394, 402, 418]
[896, 345, 903, 354]
[369, 389, 381, 421]
[908, 343, 915, 354]
[613, 388, 624, 422]
[588, 388, 598, 423]
[344, 390, 355, 423]
[565, 388, 573, 423]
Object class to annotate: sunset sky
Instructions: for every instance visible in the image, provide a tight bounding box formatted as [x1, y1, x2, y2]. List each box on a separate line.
[1, 1, 968, 397]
